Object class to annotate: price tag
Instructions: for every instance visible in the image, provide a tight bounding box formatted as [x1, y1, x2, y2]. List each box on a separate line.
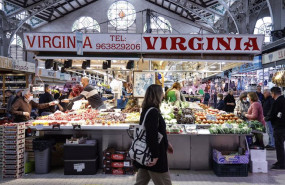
[185, 115, 192, 118]
[206, 114, 217, 121]
[124, 161, 130, 167]
[35, 124, 44, 130]
[74, 163, 85, 172]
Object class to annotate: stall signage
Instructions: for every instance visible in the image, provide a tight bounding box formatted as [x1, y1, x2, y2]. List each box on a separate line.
[24, 33, 264, 54]
[262, 48, 285, 64]
[13, 59, 35, 73]
[232, 55, 262, 74]
[0, 56, 13, 69]
[37, 68, 56, 78]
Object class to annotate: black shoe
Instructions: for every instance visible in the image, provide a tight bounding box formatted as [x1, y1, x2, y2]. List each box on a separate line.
[272, 162, 280, 166]
[271, 165, 285, 170]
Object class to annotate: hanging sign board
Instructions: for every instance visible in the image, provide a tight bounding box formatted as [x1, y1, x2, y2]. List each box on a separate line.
[232, 55, 262, 74]
[24, 33, 264, 54]
[13, 59, 35, 73]
[262, 48, 285, 64]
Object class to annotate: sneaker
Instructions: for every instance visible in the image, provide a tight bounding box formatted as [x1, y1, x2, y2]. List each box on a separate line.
[272, 162, 279, 166]
[271, 165, 285, 170]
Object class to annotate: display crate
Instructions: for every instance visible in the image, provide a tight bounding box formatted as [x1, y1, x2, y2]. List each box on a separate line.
[213, 149, 249, 164]
[64, 157, 98, 175]
[64, 140, 98, 160]
[213, 161, 248, 177]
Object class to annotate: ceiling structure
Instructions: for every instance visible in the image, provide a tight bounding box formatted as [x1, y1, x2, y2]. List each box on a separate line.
[3, 0, 269, 32]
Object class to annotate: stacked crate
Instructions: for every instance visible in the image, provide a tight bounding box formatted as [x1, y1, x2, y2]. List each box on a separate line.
[0, 125, 4, 178]
[2, 123, 25, 178]
[103, 148, 135, 175]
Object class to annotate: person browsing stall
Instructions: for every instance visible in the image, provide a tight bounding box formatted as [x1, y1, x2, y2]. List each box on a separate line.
[224, 90, 236, 113]
[265, 87, 285, 170]
[263, 89, 275, 150]
[256, 85, 265, 103]
[62, 77, 105, 109]
[10, 89, 57, 123]
[216, 94, 225, 110]
[245, 92, 265, 126]
[234, 92, 250, 120]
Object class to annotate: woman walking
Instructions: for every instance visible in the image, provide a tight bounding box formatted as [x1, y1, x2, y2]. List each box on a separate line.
[135, 84, 173, 185]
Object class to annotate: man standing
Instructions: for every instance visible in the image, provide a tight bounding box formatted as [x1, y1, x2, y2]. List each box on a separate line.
[63, 77, 105, 109]
[39, 84, 56, 116]
[5, 90, 15, 118]
[224, 89, 236, 113]
[256, 85, 265, 103]
[265, 87, 285, 170]
[10, 89, 57, 122]
[263, 89, 275, 150]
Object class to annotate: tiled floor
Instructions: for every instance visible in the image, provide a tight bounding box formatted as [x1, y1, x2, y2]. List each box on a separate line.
[1, 151, 285, 185]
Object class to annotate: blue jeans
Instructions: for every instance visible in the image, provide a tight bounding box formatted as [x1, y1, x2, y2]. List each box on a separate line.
[266, 121, 275, 147]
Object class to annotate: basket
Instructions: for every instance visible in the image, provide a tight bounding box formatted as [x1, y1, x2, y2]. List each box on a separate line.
[213, 161, 248, 177]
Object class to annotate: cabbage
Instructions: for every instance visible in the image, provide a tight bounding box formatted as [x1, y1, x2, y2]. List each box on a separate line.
[209, 127, 218, 134]
[170, 119, 177, 124]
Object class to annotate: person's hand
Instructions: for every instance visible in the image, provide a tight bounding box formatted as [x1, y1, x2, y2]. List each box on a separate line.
[62, 99, 70, 103]
[168, 143, 174, 154]
[23, 112, 30, 117]
[245, 114, 248, 118]
[49, 102, 55, 106]
[147, 158, 158, 167]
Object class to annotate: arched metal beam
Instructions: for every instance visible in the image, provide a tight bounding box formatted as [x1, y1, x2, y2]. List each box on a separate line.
[8, 0, 65, 57]
[167, 0, 217, 33]
[216, 0, 240, 33]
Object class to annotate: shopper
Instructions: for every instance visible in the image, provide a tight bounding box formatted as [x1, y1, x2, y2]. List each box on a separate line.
[39, 84, 56, 116]
[203, 91, 210, 105]
[5, 90, 15, 117]
[11, 89, 22, 106]
[234, 92, 250, 120]
[165, 82, 182, 103]
[62, 77, 105, 109]
[265, 87, 285, 170]
[10, 89, 57, 123]
[263, 89, 275, 149]
[245, 92, 265, 126]
[223, 90, 236, 113]
[256, 85, 265, 103]
[135, 84, 173, 185]
[216, 94, 225, 110]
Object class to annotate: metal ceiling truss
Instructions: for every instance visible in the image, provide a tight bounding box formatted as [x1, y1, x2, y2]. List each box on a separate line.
[148, 0, 218, 32]
[249, 0, 267, 15]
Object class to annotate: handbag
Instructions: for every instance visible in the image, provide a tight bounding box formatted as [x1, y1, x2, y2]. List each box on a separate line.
[129, 107, 163, 166]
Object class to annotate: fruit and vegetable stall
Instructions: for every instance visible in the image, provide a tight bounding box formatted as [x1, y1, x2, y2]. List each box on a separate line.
[23, 102, 265, 170]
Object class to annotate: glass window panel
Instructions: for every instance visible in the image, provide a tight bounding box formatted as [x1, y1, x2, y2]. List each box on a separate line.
[254, 17, 272, 43]
[72, 16, 100, 33]
[107, 1, 136, 30]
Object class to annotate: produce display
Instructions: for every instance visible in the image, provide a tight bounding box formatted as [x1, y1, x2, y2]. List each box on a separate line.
[209, 122, 252, 134]
[166, 125, 185, 134]
[31, 109, 140, 126]
[195, 109, 243, 125]
[161, 101, 195, 124]
[247, 120, 265, 132]
[122, 98, 140, 113]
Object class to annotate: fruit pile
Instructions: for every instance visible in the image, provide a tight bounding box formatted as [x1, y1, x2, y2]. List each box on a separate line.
[195, 111, 242, 125]
[198, 103, 210, 110]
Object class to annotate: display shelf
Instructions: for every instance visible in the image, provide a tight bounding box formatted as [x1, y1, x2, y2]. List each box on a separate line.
[28, 124, 135, 131]
[0, 81, 26, 84]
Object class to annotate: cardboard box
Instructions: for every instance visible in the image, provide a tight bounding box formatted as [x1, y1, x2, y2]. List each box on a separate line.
[250, 149, 266, 162]
[250, 160, 268, 173]
[213, 149, 249, 164]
